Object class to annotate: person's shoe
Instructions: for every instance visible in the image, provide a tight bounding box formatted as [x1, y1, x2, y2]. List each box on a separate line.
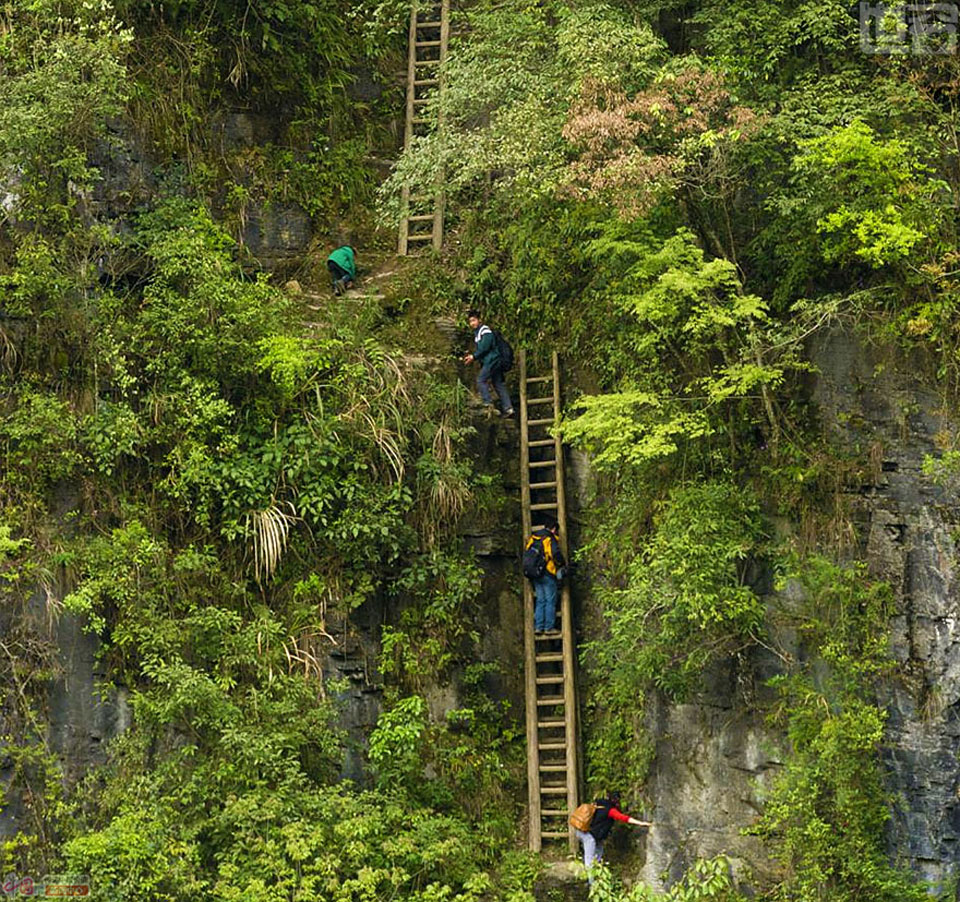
[501, 408, 515, 418]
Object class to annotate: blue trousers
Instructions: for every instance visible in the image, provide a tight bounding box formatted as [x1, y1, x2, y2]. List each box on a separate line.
[477, 362, 512, 411]
[533, 575, 558, 631]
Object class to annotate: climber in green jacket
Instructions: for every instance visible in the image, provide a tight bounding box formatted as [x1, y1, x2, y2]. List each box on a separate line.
[463, 310, 514, 417]
[327, 245, 356, 295]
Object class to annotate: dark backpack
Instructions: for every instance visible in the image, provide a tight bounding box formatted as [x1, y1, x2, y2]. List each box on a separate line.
[493, 330, 514, 372]
[522, 534, 547, 580]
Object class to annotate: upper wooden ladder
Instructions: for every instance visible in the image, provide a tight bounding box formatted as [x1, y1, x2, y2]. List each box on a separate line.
[520, 349, 580, 853]
[397, 0, 449, 255]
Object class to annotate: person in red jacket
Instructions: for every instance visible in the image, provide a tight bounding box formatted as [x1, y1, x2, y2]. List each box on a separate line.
[574, 792, 650, 883]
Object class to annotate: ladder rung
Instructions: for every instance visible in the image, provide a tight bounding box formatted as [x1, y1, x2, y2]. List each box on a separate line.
[541, 808, 568, 815]
[529, 439, 554, 448]
[536, 696, 564, 706]
[414, 59, 440, 66]
[539, 742, 566, 751]
[407, 214, 435, 221]
[542, 831, 569, 838]
[527, 396, 554, 405]
[530, 481, 558, 490]
[417, 40, 442, 46]
[527, 376, 552, 383]
[538, 720, 565, 729]
[536, 675, 564, 685]
[536, 653, 564, 663]
[412, 118, 432, 124]
[406, 233, 434, 241]
[540, 786, 567, 794]
[528, 418, 555, 426]
[416, 20, 442, 27]
[413, 98, 429, 105]
[529, 460, 555, 468]
[539, 764, 567, 772]
[535, 630, 562, 640]
[530, 502, 558, 511]
[414, 79, 440, 86]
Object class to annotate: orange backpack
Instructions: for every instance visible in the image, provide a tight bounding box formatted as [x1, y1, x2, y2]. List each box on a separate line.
[569, 802, 598, 831]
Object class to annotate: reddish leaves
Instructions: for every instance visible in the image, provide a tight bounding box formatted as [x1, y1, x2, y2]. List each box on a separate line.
[562, 66, 758, 215]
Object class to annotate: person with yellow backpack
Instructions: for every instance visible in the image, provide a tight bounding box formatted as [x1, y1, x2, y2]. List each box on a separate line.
[522, 515, 566, 633]
[569, 791, 651, 883]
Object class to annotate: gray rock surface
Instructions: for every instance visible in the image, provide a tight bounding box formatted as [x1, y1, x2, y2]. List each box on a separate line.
[534, 861, 589, 901]
[241, 204, 313, 272]
[618, 328, 960, 891]
[811, 329, 960, 886]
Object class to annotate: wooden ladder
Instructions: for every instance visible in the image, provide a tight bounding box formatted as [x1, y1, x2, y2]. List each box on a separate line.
[398, 0, 449, 255]
[520, 349, 580, 853]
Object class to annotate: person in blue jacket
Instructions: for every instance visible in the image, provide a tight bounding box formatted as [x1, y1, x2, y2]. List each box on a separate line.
[463, 310, 514, 417]
[327, 245, 356, 295]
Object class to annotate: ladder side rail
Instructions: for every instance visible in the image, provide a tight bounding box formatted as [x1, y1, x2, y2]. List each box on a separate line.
[552, 350, 580, 854]
[398, 3, 420, 255]
[520, 349, 541, 852]
[432, 0, 450, 250]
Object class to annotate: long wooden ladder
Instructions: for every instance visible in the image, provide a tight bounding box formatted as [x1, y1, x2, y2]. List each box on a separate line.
[397, 0, 449, 255]
[520, 349, 580, 853]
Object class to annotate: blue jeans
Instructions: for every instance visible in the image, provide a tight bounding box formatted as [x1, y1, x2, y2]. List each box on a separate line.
[477, 362, 512, 411]
[533, 575, 558, 631]
[328, 260, 353, 289]
[575, 829, 603, 882]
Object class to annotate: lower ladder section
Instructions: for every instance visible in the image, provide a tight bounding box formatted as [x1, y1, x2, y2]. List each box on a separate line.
[521, 350, 579, 852]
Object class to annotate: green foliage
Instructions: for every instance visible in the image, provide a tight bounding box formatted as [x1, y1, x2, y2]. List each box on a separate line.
[380, 0, 664, 217]
[587, 481, 764, 702]
[0, 0, 131, 221]
[694, 0, 858, 92]
[116, 0, 354, 98]
[583, 481, 763, 796]
[0, 0, 953, 893]
[561, 389, 713, 469]
[559, 228, 787, 467]
[588, 857, 747, 901]
[369, 677, 525, 832]
[0, 388, 82, 492]
[63, 807, 206, 901]
[789, 121, 942, 269]
[48, 550, 503, 897]
[427, 663, 525, 828]
[380, 550, 484, 685]
[368, 695, 428, 789]
[64, 776, 500, 902]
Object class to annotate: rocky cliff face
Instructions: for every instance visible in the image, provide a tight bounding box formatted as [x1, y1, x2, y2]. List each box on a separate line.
[813, 330, 960, 887]
[603, 328, 960, 893]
